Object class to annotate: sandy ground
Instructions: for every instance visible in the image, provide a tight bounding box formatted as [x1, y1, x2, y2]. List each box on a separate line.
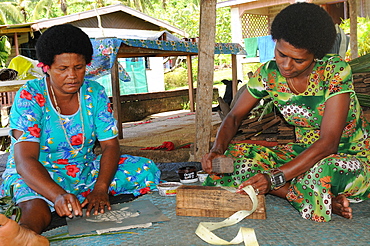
[121, 110, 221, 146]
[118, 110, 222, 163]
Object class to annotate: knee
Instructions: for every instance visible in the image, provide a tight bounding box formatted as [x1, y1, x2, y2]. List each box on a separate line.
[18, 199, 52, 233]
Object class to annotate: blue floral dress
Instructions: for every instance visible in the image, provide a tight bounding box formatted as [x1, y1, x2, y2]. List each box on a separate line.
[1, 77, 160, 208]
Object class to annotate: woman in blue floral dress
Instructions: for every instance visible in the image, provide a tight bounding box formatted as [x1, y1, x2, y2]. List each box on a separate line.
[202, 3, 369, 222]
[0, 24, 160, 245]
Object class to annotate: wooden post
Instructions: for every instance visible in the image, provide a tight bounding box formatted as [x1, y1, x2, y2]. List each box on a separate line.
[231, 54, 238, 98]
[111, 59, 123, 139]
[194, 0, 217, 161]
[186, 55, 195, 112]
[348, 0, 358, 59]
[14, 33, 19, 56]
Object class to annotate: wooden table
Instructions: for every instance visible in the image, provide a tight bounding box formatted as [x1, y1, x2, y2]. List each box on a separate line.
[0, 80, 27, 93]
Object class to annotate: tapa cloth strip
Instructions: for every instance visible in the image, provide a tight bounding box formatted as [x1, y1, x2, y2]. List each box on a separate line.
[195, 185, 259, 246]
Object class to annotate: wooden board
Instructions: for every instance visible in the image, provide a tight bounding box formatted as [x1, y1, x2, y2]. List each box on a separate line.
[176, 185, 266, 219]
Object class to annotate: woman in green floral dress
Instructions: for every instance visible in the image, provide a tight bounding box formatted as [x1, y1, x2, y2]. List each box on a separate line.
[202, 3, 370, 222]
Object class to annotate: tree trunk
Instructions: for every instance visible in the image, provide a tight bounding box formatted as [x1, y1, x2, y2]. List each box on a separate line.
[349, 0, 358, 59]
[194, 0, 217, 161]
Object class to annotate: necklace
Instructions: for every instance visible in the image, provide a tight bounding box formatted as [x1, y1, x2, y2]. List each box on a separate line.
[286, 60, 315, 94]
[287, 77, 308, 94]
[49, 84, 85, 152]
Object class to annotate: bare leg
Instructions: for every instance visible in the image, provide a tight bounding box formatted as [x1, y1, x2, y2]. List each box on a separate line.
[0, 199, 51, 246]
[332, 194, 352, 219]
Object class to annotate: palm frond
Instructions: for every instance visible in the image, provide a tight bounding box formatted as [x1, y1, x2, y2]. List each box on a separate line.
[0, 3, 24, 24]
[31, 0, 55, 21]
[349, 53, 370, 73]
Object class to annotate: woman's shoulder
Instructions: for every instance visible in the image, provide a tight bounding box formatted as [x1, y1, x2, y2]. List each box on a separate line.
[82, 79, 106, 92]
[260, 60, 279, 73]
[318, 54, 348, 65]
[252, 60, 279, 78]
[24, 77, 45, 87]
[17, 77, 45, 94]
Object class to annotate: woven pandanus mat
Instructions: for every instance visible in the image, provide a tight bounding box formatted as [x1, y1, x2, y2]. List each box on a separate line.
[43, 189, 370, 246]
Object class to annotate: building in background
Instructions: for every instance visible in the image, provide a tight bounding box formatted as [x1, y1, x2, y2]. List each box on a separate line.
[0, 4, 187, 95]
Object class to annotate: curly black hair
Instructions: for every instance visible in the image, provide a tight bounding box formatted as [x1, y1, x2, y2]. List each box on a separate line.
[36, 24, 93, 66]
[271, 3, 336, 59]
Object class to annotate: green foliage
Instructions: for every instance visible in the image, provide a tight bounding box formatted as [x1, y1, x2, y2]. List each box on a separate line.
[31, 0, 56, 21]
[340, 17, 370, 57]
[0, 186, 21, 223]
[242, 63, 261, 80]
[215, 7, 231, 43]
[149, 1, 231, 43]
[0, 2, 24, 24]
[164, 66, 189, 90]
[0, 35, 11, 68]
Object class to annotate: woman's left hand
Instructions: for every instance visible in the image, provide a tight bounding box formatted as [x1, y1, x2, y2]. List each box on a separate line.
[236, 173, 270, 195]
[81, 189, 111, 216]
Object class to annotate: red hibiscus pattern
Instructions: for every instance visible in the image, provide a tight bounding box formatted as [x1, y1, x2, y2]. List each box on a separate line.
[81, 189, 91, 197]
[118, 157, 128, 164]
[107, 103, 112, 113]
[65, 164, 80, 178]
[139, 187, 150, 195]
[54, 159, 69, 165]
[70, 133, 83, 146]
[20, 90, 32, 100]
[28, 124, 41, 138]
[34, 93, 46, 107]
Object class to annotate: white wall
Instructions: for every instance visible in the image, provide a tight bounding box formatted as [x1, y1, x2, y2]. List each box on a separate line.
[230, 7, 245, 82]
[146, 57, 165, 92]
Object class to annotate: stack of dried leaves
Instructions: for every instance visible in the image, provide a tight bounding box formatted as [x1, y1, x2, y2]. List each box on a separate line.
[232, 112, 295, 144]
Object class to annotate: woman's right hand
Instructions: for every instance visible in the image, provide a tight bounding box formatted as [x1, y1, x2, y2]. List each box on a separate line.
[54, 193, 83, 218]
[201, 151, 226, 174]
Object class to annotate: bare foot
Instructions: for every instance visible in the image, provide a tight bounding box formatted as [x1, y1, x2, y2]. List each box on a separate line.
[0, 214, 49, 246]
[332, 194, 353, 219]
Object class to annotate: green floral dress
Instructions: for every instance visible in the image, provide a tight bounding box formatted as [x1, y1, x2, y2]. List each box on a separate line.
[203, 54, 370, 222]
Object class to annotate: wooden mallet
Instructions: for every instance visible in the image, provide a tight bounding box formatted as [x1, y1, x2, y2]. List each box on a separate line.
[211, 157, 234, 173]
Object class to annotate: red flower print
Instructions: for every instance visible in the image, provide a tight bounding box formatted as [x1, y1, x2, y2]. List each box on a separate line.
[139, 187, 150, 195]
[210, 174, 222, 180]
[107, 103, 112, 113]
[329, 84, 341, 93]
[70, 133, 83, 146]
[28, 124, 41, 138]
[20, 90, 32, 100]
[54, 159, 69, 165]
[110, 190, 117, 195]
[118, 157, 128, 164]
[34, 93, 46, 107]
[81, 189, 91, 197]
[65, 164, 80, 178]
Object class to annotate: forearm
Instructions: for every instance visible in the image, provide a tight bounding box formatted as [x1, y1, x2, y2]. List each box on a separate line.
[280, 138, 339, 181]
